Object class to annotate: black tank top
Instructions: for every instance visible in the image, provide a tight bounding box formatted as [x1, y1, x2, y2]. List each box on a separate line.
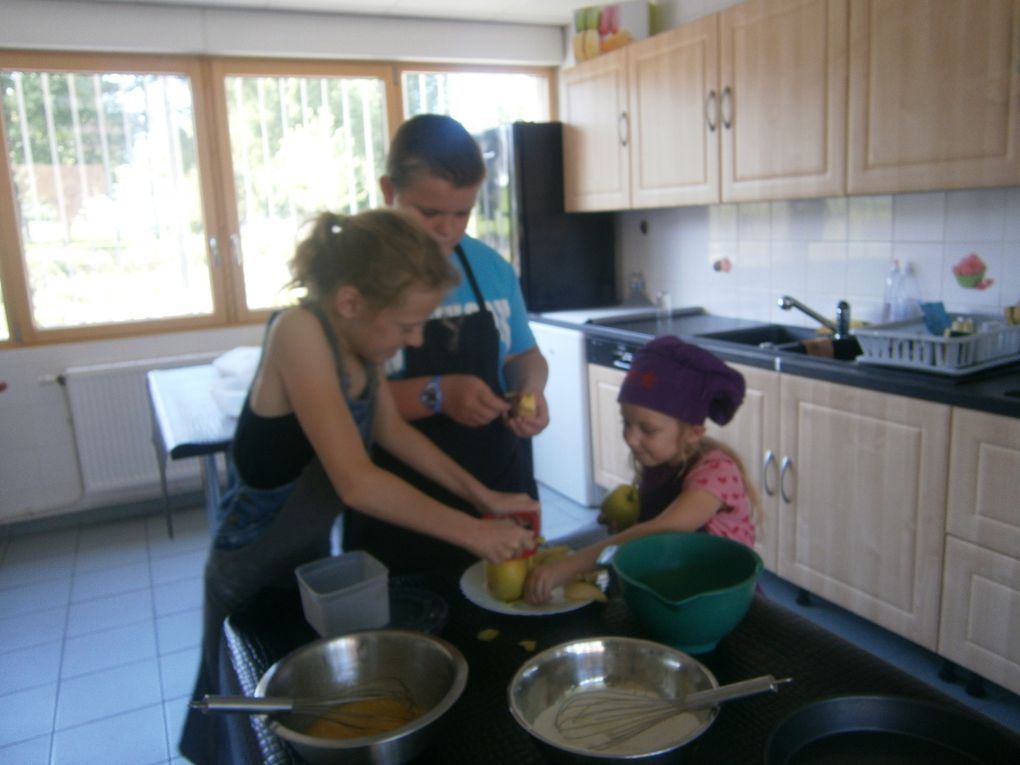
[231, 304, 377, 489]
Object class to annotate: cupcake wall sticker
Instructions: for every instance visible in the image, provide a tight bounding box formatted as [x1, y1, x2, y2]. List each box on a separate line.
[952, 253, 994, 290]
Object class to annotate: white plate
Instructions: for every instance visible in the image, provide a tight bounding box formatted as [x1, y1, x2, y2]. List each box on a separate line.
[458, 560, 596, 616]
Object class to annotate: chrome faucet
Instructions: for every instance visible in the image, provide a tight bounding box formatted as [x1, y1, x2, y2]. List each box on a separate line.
[778, 296, 851, 339]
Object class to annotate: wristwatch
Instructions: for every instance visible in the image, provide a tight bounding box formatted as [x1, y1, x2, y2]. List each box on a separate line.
[420, 375, 443, 414]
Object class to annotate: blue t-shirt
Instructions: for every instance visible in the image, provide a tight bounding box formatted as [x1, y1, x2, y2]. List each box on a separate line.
[389, 235, 536, 388]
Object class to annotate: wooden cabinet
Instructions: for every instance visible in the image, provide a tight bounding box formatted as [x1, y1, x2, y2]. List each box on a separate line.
[586, 364, 631, 488]
[939, 409, 1020, 694]
[776, 376, 950, 649]
[708, 365, 952, 644]
[563, 17, 721, 211]
[562, 0, 848, 210]
[848, 0, 1020, 194]
[627, 13, 721, 208]
[719, 0, 848, 201]
[561, 49, 631, 211]
[705, 363, 781, 572]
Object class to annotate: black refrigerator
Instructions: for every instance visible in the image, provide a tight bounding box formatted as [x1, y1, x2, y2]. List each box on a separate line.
[473, 122, 616, 312]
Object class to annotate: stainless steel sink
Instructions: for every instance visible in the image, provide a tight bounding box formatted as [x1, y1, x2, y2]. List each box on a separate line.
[697, 324, 818, 347]
[697, 324, 863, 362]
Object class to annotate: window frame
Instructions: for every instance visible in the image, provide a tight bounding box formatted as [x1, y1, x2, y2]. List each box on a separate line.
[0, 50, 557, 348]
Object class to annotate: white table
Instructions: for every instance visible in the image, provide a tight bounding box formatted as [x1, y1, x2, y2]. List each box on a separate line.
[146, 364, 235, 537]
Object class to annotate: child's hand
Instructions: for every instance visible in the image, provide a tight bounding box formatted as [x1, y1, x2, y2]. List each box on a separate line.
[523, 555, 582, 605]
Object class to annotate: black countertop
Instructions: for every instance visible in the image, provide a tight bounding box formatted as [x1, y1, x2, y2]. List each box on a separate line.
[217, 572, 1020, 764]
[533, 309, 1020, 419]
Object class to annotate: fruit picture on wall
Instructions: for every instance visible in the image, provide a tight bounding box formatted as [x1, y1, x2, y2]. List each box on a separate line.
[952, 253, 994, 290]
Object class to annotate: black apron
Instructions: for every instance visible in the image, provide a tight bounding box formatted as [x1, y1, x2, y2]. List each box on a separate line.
[344, 246, 537, 575]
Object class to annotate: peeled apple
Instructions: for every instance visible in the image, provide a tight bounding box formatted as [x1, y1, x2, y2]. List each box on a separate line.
[517, 392, 537, 418]
[485, 558, 529, 602]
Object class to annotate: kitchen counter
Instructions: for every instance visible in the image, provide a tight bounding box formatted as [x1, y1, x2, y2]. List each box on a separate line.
[533, 309, 1020, 419]
[216, 572, 1020, 764]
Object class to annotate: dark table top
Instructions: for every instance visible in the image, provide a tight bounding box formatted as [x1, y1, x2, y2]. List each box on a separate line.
[217, 570, 1020, 764]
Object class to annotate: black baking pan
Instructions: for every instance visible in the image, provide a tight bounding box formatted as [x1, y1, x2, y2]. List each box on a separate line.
[764, 695, 1020, 764]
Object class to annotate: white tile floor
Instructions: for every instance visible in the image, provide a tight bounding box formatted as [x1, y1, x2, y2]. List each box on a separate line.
[1, 484, 1018, 764]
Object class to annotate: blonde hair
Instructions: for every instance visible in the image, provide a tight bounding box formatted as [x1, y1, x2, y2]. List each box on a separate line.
[288, 209, 458, 307]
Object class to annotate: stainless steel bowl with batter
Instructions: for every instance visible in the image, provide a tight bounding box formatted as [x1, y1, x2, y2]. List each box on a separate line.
[255, 629, 467, 765]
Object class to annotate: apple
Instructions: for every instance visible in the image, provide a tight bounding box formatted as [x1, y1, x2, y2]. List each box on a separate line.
[600, 483, 640, 529]
[517, 392, 537, 418]
[485, 558, 530, 602]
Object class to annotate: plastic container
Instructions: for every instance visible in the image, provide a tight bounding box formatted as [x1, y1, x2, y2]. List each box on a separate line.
[295, 551, 389, 637]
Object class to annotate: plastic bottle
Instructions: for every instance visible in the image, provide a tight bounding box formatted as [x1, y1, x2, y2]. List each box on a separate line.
[883, 260, 921, 323]
[625, 271, 653, 306]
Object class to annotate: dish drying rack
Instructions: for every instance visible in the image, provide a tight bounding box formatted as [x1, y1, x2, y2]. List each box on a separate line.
[853, 314, 1020, 376]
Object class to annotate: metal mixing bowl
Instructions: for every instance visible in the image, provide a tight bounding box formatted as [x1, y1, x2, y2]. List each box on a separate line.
[254, 629, 467, 765]
[508, 636, 719, 763]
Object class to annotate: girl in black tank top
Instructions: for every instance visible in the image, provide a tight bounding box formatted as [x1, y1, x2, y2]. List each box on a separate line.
[180, 209, 538, 765]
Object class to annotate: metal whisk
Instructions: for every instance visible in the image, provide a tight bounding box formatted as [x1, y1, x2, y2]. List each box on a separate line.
[554, 674, 791, 750]
[191, 677, 418, 732]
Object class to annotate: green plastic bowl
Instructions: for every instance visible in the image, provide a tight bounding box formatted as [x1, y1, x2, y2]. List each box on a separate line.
[612, 533, 763, 654]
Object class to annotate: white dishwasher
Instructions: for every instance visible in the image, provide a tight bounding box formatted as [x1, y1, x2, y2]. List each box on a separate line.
[530, 307, 657, 506]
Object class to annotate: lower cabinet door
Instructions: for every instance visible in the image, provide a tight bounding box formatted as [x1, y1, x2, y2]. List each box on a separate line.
[939, 535, 1020, 696]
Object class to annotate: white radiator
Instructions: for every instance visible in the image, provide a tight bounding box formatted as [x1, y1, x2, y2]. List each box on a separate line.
[63, 352, 222, 501]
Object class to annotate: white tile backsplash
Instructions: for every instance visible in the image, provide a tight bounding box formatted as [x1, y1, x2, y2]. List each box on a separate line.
[892, 192, 946, 241]
[619, 186, 1019, 327]
[945, 188, 1007, 242]
[847, 195, 893, 241]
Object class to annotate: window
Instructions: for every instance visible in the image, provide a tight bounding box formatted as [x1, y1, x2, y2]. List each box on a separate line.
[0, 53, 553, 345]
[1, 56, 216, 338]
[213, 61, 392, 315]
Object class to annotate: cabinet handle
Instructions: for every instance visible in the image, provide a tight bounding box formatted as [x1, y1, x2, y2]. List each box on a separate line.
[618, 111, 629, 147]
[706, 89, 718, 132]
[779, 455, 793, 504]
[208, 236, 220, 267]
[230, 233, 244, 266]
[762, 449, 776, 497]
[721, 85, 733, 130]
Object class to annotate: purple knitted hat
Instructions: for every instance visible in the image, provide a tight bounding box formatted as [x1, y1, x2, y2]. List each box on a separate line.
[618, 336, 746, 426]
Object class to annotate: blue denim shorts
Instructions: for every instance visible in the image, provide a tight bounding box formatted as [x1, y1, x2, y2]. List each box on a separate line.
[213, 471, 297, 551]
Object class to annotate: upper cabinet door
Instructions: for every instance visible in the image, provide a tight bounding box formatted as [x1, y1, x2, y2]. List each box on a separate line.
[562, 49, 631, 212]
[848, 0, 1020, 194]
[628, 14, 722, 208]
[720, 0, 848, 202]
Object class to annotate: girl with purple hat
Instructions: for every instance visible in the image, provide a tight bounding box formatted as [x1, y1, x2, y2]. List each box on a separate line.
[524, 336, 759, 605]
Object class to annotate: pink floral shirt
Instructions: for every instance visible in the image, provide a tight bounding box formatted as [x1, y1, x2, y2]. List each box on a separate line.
[683, 449, 755, 546]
